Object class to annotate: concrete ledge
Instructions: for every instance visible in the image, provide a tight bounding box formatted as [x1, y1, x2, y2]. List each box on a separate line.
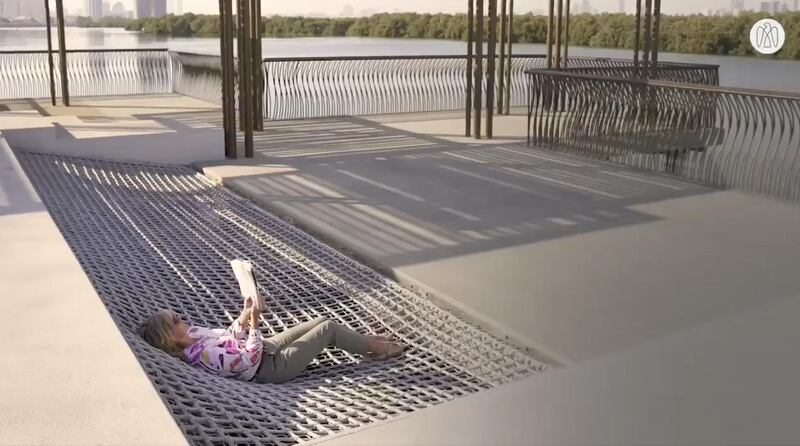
[0, 134, 187, 445]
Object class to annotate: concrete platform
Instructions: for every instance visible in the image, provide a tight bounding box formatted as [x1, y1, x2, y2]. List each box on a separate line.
[198, 114, 800, 366]
[0, 95, 223, 164]
[0, 135, 188, 445]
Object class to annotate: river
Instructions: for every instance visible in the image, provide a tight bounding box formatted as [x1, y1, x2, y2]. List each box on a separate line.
[1, 27, 798, 93]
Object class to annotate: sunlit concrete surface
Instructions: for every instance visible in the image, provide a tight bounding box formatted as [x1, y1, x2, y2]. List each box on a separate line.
[198, 113, 800, 365]
[0, 95, 223, 164]
[0, 135, 188, 445]
[319, 288, 800, 446]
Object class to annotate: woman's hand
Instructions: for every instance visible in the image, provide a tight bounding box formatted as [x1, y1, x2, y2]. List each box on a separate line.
[251, 294, 266, 315]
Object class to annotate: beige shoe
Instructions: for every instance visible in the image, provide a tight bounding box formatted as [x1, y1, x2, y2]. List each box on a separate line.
[366, 341, 407, 361]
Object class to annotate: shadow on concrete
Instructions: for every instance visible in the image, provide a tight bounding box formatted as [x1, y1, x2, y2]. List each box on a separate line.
[0, 136, 42, 217]
[197, 116, 715, 269]
[0, 110, 223, 165]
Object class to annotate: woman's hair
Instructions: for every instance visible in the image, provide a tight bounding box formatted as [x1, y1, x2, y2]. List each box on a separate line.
[137, 309, 185, 360]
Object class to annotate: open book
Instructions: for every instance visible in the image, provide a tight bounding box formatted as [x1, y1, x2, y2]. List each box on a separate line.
[230, 259, 259, 299]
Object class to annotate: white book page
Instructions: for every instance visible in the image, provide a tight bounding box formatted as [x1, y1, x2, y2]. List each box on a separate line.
[230, 259, 258, 298]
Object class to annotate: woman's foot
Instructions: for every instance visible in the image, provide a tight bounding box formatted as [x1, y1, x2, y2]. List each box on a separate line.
[366, 340, 407, 361]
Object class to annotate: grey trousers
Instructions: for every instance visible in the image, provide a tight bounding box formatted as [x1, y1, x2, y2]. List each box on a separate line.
[253, 316, 373, 384]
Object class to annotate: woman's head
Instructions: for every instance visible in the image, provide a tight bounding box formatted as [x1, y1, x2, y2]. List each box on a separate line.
[137, 309, 190, 359]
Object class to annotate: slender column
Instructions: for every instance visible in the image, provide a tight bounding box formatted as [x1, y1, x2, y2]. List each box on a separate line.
[238, 0, 254, 157]
[652, 0, 661, 68]
[497, 0, 507, 114]
[504, 0, 513, 114]
[554, 0, 562, 69]
[237, 0, 245, 130]
[55, 0, 69, 106]
[219, 0, 236, 158]
[564, 0, 570, 68]
[634, 0, 641, 67]
[486, 0, 497, 138]
[44, 0, 56, 106]
[643, 0, 652, 69]
[251, 0, 263, 131]
[473, 0, 484, 139]
[466, 0, 474, 136]
[546, 0, 554, 68]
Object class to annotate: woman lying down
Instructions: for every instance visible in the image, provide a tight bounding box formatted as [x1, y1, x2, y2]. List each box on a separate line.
[138, 261, 406, 384]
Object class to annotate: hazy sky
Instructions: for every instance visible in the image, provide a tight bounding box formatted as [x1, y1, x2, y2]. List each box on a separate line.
[63, 0, 740, 16]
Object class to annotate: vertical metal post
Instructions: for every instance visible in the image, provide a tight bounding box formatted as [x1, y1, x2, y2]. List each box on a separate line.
[497, 0, 507, 114]
[44, 0, 56, 106]
[55, 0, 69, 106]
[504, 0, 513, 115]
[555, 0, 563, 69]
[237, 0, 245, 130]
[652, 0, 661, 70]
[486, 0, 497, 138]
[473, 0, 484, 139]
[238, 0, 254, 157]
[546, 0, 554, 68]
[251, 0, 263, 131]
[219, 0, 237, 158]
[564, 0, 570, 68]
[643, 0, 652, 70]
[634, 0, 641, 67]
[466, 0, 474, 136]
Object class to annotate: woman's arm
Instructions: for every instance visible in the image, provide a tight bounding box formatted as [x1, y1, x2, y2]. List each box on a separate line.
[226, 297, 255, 339]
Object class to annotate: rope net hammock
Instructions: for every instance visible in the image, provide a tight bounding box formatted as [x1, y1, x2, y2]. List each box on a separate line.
[19, 151, 547, 445]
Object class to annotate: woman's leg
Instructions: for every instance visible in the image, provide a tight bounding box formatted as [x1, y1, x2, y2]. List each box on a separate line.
[265, 315, 329, 351]
[265, 320, 375, 384]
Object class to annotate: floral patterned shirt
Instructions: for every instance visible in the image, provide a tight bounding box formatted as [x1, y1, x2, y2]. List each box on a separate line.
[182, 320, 263, 382]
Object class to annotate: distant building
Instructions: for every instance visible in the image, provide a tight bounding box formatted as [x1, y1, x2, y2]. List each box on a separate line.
[0, 0, 45, 21]
[340, 4, 354, 17]
[173, 0, 183, 15]
[84, 0, 102, 18]
[794, 0, 799, 10]
[111, 1, 126, 16]
[136, 0, 167, 18]
[102, 1, 111, 17]
[619, 0, 625, 13]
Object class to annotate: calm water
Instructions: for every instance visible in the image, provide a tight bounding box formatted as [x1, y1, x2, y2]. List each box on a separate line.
[2, 27, 799, 93]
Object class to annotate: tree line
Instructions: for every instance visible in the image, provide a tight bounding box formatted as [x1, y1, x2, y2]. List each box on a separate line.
[110, 12, 800, 59]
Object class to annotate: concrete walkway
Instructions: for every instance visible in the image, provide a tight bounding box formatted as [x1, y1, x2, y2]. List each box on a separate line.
[0, 135, 187, 445]
[198, 114, 800, 365]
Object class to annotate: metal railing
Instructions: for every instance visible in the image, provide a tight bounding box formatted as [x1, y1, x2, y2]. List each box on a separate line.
[263, 54, 545, 120]
[527, 69, 800, 201]
[0, 49, 171, 101]
[3, 49, 719, 119]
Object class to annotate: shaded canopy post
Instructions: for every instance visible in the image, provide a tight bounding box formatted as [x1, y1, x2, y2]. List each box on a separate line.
[547, 0, 554, 68]
[473, 0, 484, 139]
[634, 0, 641, 67]
[486, 0, 497, 138]
[564, 0, 570, 68]
[237, 0, 254, 157]
[652, 0, 661, 71]
[251, 0, 263, 131]
[504, 0, 513, 115]
[466, 0, 474, 136]
[44, 0, 56, 106]
[643, 0, 652, 69]
[55, 0, 69, 106]
[555, 0, 563, 69]
[497, 0, 507, 114]
[219, 0, 237, 158]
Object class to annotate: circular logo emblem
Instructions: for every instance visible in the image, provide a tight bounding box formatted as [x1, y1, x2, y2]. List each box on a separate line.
[750, 19, 785, 55]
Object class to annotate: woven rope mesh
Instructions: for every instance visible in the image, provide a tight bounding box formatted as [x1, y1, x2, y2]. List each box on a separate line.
[18, 151, 548, 445]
